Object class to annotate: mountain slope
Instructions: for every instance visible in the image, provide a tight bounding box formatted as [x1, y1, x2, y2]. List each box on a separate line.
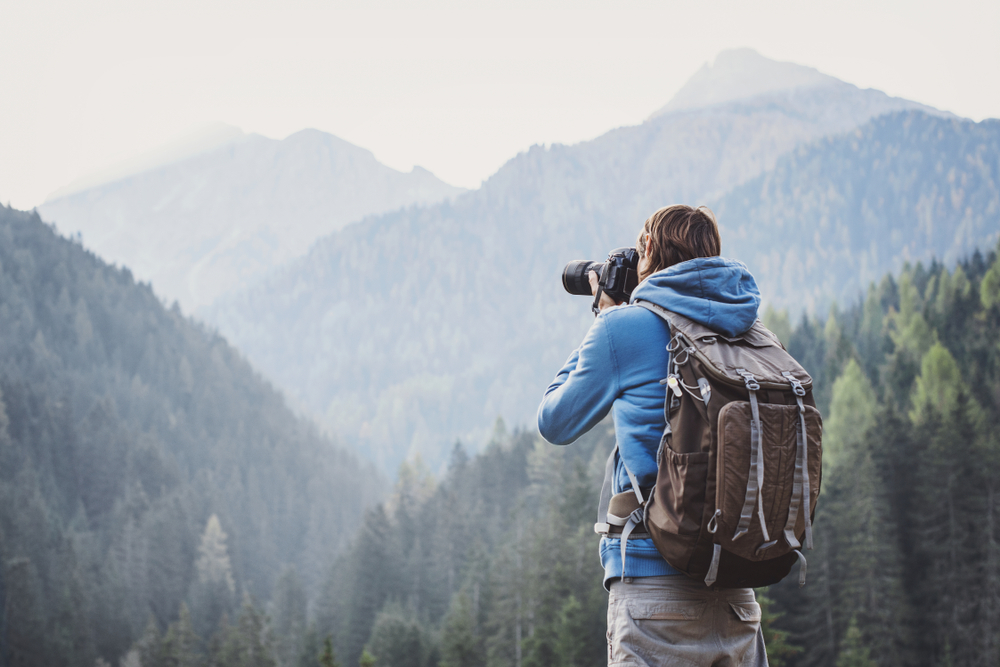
[38, 129, 465, 310]
[716, 111, 1000, 313]
[0, 205, 381, 665]
[203, 52, 954, 474]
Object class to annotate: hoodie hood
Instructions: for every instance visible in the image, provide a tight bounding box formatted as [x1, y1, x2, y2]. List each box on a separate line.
[629, 257, 761, 337]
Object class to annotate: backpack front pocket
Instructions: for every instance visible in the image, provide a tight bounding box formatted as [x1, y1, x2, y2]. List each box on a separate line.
[715, 401, 821, 561]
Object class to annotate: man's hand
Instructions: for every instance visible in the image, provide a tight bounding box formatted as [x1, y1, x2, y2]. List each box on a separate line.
[589, 271, 621, 313]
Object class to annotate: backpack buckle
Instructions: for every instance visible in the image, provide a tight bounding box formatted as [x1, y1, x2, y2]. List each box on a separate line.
[736, 369, 760, 391]
[782, 371, 807, 396]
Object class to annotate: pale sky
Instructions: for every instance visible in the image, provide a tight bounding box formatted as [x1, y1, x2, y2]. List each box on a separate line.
[2, 0, 998, 209]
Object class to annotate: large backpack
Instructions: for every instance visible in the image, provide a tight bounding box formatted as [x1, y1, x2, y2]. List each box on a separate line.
[595, 300, 822, 588]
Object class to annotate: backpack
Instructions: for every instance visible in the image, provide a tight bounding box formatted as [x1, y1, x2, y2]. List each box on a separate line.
[594, 300, 823, 588]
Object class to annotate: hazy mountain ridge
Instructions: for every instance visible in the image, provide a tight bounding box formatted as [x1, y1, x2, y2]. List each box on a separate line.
[45, 122, 246, 201]
[38, 129, 465, 310]
[204, 61, 955, 474]
[0, 204, 381, 664]
[717, 111, 1000, 313]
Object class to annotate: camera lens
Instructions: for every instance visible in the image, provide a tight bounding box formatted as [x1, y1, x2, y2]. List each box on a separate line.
[562, 260, 602, 296]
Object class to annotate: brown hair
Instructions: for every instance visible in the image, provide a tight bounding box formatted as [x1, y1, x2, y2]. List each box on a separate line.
[636, 205, 721, 281]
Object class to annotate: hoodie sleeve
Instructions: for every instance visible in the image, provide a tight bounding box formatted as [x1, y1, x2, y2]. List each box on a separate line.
[537, 313, 621, 445]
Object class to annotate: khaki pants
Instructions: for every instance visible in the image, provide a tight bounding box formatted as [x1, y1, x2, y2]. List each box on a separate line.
[607, 575, 768, 667]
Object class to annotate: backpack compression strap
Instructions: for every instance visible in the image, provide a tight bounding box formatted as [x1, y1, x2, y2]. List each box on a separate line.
[733, 370, 775, 553]
[595, 447, 649, 576]
[781, 371, 813, 588]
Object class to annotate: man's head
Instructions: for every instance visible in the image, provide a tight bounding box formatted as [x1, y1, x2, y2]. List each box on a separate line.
[636, 205, 721, 282]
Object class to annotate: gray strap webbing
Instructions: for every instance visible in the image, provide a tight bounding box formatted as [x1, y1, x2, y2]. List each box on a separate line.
[620, 507, 645, 571]
[595, 445, 617, 535]
[634, 299, 671, 323]
[625, 464, 644, 505]
[781, 372, 814, 551]
[781, 401, 805, 551]
[750, 391, 770, 544]
[733, 379, 769, 544]
[798, 396, 813, 549]
[595, 445, 645, 529]
[793, 549, 808, 587]
[704, 544, 722, 587]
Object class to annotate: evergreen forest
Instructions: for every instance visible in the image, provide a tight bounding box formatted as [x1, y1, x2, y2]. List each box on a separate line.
[5, 195, 1000, 667]
[0, 206, 381, 666]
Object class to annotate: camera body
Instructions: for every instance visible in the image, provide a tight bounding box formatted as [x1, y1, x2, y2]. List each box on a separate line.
[562, 247, 640, 313]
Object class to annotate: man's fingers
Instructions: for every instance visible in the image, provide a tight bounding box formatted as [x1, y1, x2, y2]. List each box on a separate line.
[588, 270, 600, 295]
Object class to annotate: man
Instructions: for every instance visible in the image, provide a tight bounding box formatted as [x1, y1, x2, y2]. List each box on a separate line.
[537, 204, 768, 666]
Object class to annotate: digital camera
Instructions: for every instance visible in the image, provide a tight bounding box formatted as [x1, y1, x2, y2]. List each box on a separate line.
[562, 247, 640, 314]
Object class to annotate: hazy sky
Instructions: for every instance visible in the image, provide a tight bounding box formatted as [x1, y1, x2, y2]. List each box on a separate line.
[2, 0, 998, 209]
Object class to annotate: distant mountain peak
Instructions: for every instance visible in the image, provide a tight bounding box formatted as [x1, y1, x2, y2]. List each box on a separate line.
[45, 122, 245, 201]
[650, 48, 840, 118]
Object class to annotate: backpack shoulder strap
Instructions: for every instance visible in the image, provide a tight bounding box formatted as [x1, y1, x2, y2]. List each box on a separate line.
[633, 299, 673, 327]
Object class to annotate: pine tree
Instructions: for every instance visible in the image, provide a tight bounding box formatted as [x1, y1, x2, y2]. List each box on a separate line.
[162, 603, 203, 667]
[835, 617, 876, 667]
[439, 591, 484, 667]
[270, 567, 307, 667]
[756, 589, 800, 667]
[191, 515, 236, 638]
[214, 596, 277, 667]
[318, 636, 339, 667]
[137, 616, 166, 667]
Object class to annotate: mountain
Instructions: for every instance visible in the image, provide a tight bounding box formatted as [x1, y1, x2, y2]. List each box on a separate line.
[0, 205, 381, 665]
[45, 122, 245, 200]
[650, 47, 840, 117]
[716, 111, 1000, 313]
[38, 129, 465, 310]
[203, 50, 968, 475]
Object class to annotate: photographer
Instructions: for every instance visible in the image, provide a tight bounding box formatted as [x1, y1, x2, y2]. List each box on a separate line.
[537, 205, 767, 666]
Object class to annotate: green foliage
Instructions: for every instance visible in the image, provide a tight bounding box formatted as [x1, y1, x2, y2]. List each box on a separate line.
[438, 591, 483, 667]
[835, 617, 876, 667]
[314, 422, 612, 667]
[213, 596, 277, 667]
[0, 205, 381, 664]
[763, 306, 793, 347]
[756, 589, 801, 667]
[365, 602, 431, 667]
[357, 649, 376, 667]
[318, 636, 339, 667]
[161, 603, 202, 667]
[980, 256, 1000, 310]
[822, 360, 877, 470]
[910, 342, 965, 423]
[765, 253, 1000, 667]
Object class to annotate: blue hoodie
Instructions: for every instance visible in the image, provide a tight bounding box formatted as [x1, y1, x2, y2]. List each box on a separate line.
[537, 257, 761, 588]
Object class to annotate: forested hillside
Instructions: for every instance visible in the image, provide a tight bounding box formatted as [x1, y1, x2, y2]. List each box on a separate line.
[280, 245, 1000, 667]
[206, 107, 999, 477]
[717, 111, 1000, 312]
[767, 248, 1000, 667]
[0, 205, 381, 666]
